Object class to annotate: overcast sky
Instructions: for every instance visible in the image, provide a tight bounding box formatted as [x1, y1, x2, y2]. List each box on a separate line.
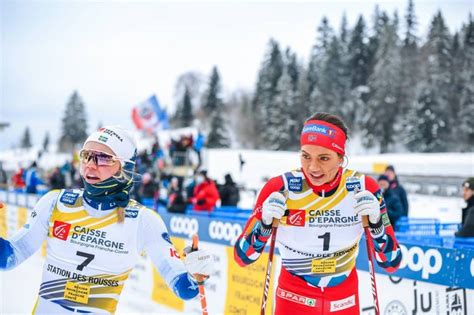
[1, 0, 472, 150]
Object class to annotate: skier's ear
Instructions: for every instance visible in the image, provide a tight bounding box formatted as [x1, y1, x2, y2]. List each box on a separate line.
[338, 154, 348, 168]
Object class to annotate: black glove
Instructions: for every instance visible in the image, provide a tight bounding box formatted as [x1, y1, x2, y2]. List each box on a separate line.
[197, 199, 205, 206]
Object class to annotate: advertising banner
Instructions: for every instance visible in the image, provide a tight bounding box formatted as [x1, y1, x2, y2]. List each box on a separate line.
[2, 194, 473, 315]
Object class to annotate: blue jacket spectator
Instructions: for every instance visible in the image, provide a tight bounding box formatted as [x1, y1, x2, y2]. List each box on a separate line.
[385, 165, 409, 217]
[24, 162, 43, 194]
[378, 175, 404, 230]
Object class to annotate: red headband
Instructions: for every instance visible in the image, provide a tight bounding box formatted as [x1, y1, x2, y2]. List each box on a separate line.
[300, 120, 346, 155]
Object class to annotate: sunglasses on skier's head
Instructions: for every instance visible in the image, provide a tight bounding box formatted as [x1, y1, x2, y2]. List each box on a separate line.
[79, 149, 121, 167]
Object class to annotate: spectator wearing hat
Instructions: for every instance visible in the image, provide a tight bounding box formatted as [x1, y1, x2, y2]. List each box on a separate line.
[455, 177, 474, 237]
[191, 170, 220, 211]
[219, 173, 240, 207]
[167, 177, 188, 213]
[384, 165, 409, 217]
[378, 175, 404, 230]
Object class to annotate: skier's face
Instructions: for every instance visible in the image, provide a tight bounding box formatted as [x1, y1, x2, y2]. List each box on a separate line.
[80, 142, 121, 184]
[300, 145, 343, 186]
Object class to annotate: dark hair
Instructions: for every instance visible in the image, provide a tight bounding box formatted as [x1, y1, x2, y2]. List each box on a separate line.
[378, 174, 390, 182]
[385, 165, 395, 172]
[199, 169, 208, 178]
[305, 112, 349, 139]
[463, 177, 474, 190]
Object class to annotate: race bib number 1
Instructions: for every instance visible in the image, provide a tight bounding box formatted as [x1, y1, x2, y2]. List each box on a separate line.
[64, 281, 90, 304]
[311, 258, 336, 274]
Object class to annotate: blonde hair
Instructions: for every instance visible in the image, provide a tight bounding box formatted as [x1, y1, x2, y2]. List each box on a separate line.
[117, 207, 125, 223]
[114, 167, 131, 224]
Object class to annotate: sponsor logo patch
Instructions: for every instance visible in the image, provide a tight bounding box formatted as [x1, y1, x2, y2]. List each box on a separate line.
[330, 295, 355, 312]
[288, 177, 303, 192]
[98, 128, 123, 142]
[277, 288, 316, 307]
[52, 221, 71, 240]
[345, 177, 361, 192]
[302, 124, 335, 139]
[60, 192, 80, 205]
[287, 210, 305, 227]
[125, 209, 139, 218]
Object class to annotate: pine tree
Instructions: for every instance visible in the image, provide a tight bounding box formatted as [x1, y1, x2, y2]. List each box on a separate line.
[364, 14, 402, 152]
[450, 33, 464, 128]
[405, 12, 452, 152]
[202, 66, 223, 117]
[252, 39, 284, 149]
[404, 0, 418, 48]
[458, 16, 474, 151]
[399, 0, 420, 138]
[175, 86, 194, 127]
[367, 7, 389, 79]
[206, 107, 230, 148]
[307, 17, 334, 100]
[347, 15, 371, 130]
[295, 66, 311, 138]
[267, 67, 295, 150]
[58, 91, 88, 152]
[311, 36, 350, 121]
[405, 87, 446, 152]
[203, 66, 229, 148]
[20, 127, 32, 149]
[42, 132, 50, 152]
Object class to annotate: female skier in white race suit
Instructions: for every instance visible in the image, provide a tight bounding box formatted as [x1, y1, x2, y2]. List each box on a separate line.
[0, 126, 213, 314]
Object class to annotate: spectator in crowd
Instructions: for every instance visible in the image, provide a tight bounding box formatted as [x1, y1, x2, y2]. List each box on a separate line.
[48, 167, 66, 190]
[167, 177, 188, 213]
[139, 172, 160, 202]
[378, 175, 404, 230]
[151, 138, 166, 171]
[384, 165, 409, 217]
[0, 162, 7, 189]
[12, 168, 26, 191]
[193, 131, 205, 171]
[219, 173, 240, 207]
[25, 162, 43, 194]
[455, 177, 474, 237]
[190, 170, 220, 211]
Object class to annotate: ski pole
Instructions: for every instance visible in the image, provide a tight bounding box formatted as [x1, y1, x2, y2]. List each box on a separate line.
[260, 217, 279, 315]
[191, 234, 209, 315]
[362, 215, 380, 315]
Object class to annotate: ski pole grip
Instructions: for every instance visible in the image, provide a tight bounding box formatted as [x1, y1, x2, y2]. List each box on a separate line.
[272, 218, 280, 228]
[362, 215, 369, 228]
[192, 234, 199, 251]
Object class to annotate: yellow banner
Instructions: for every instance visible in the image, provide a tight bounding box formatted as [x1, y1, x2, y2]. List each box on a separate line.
[0, 203, 7, 238]
[151, 236, 186, 311]
[225, 247, 275, 315]
[17, 207, 28, 230]
[372, 162, 389, 174]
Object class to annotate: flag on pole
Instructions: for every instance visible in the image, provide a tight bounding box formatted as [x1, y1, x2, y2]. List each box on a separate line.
[131, 95, 169, 133]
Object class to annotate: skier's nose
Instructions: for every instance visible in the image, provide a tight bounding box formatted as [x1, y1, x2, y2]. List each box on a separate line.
[308, 159, 322, 172]
[84, 158, 98, 169]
